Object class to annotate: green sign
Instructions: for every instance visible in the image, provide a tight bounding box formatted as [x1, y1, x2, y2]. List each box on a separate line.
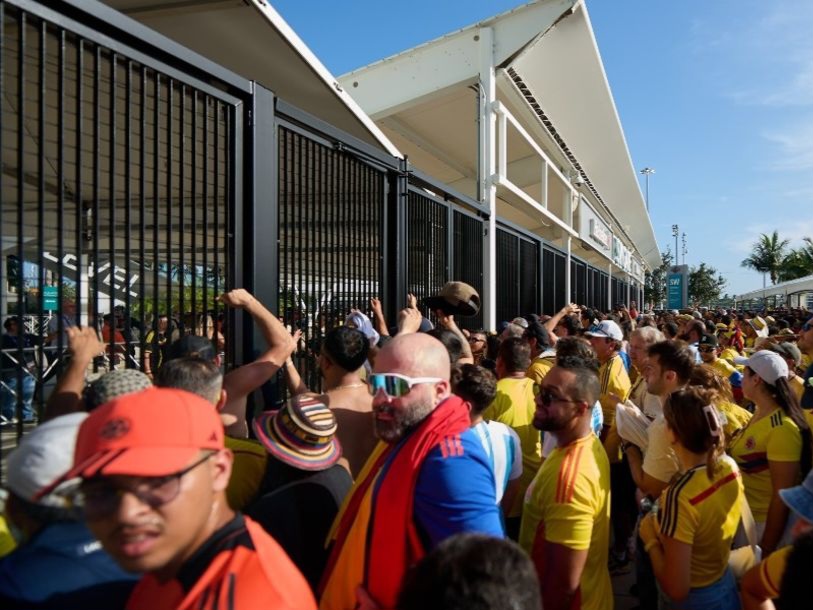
[43, 286, 59, 311]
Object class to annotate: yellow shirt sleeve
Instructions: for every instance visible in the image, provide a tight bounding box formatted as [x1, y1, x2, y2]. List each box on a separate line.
[758, 545, 792, 598]
[658, 483, 697, 544]
[766, 419, 802, 463]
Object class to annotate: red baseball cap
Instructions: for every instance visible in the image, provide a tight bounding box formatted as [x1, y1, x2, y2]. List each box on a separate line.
[56, 387, 224, 485]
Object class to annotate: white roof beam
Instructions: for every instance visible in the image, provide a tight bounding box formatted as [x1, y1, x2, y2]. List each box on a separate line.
[380, 116, 476, 179]
[338, 0, 578, 119]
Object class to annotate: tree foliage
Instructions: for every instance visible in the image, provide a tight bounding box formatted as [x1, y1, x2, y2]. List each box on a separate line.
[741, 231, 790, 285]
[688, 263, 727, 306]
[777, 237, 813, 282]
[644, 251, 672, 308]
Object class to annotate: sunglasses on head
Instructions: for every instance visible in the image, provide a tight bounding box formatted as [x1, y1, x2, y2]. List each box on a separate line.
[368, 373, 443, 398]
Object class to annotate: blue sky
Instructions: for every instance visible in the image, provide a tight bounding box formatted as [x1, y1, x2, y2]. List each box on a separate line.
[272, 0, 813, 297]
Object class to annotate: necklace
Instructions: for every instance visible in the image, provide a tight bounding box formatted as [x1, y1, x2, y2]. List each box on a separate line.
[330, 382, 366, 391]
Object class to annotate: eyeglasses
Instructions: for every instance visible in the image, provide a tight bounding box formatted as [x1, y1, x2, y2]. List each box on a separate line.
[534, 384, 581, 406]
[698, 346, 716, 353]
[468, 336, 485, 343]
[72, 452, 214, 520]
[368, 373, 443, 398]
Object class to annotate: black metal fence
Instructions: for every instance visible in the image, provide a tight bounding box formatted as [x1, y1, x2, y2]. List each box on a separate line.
[403, 176, 485, 331]
[496, 225, 539, 324]
[0, 0, 243, 432]
[277, 121, 387, 390]
[571, 259, 587, 306]
[0, 0, 643, 476]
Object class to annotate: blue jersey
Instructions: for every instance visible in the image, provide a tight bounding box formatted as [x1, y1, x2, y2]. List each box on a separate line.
[0, 521, 137, 608]
[409, 427, 505, 548]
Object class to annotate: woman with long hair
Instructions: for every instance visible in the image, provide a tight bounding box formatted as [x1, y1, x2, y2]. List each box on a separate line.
[728, 350, 812, 554]
[639, 386, 743, 609]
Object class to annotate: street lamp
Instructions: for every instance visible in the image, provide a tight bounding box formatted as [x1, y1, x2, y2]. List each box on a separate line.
[640, 167, 655, 211]
[671, 224, 679, 265]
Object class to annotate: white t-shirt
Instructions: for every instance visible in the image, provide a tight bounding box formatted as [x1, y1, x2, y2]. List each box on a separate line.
[473, 420, 523, 504]
[642, 414, 680, 484]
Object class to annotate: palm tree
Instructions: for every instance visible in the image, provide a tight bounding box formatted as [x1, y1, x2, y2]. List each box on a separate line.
[777, 237, 813, 282]
[741, 231, 790, 285]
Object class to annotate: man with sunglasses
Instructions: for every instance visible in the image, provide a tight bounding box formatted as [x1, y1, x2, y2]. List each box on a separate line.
[798, 318, 813, 409]
[41, 387, 315, 610]
[518, 357, 612, 610]
[320, 333, 503, 610]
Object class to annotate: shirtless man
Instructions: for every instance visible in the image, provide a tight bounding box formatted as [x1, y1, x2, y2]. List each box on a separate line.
[285, 326, 374, 478]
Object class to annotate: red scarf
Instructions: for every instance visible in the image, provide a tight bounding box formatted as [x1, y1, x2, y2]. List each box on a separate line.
[320, 395, 471, 607]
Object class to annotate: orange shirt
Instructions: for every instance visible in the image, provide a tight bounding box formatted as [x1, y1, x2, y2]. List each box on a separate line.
[126, 515, 315, 610]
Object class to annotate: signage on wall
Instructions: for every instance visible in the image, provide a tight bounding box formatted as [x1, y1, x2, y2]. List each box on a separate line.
[667, 265, 689, 310]
[588, 218, 611, 251]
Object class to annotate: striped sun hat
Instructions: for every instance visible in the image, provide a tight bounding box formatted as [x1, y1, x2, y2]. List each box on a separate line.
[252, 396, 341, 471]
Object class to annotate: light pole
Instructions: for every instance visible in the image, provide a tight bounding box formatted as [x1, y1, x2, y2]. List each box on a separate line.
[640, 167, 655, 211]
[681, 232, 687, 265]
[671, 224, 679, 265]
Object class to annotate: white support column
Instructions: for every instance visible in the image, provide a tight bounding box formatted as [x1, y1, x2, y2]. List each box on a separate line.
[479, 26, 498, 332]
[565, 236, 572, 305]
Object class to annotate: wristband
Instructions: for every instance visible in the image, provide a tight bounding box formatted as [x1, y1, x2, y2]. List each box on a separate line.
[644, 539, 660, 553]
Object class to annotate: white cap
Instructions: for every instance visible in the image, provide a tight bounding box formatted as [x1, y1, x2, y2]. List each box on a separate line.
[6, 412, 87, 506]
[734, 350, 789, 384]
[585, 320, 624, 341]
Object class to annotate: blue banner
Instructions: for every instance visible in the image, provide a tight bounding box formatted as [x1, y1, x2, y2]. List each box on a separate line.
[667, 273, 684, 309]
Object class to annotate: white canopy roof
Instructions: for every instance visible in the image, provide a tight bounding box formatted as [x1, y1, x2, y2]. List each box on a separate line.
[102, 0, 400, 155]
[338, 0, 660, 269]
[736, 274, 813, 301]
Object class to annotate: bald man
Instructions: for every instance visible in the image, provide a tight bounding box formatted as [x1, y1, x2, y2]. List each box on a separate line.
[320, 334, 504, 610]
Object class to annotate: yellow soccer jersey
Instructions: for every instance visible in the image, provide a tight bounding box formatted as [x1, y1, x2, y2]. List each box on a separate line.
[484, 376, 542, 518]
[656, 458, 743, 587]
[599, 354, 631, 462]
[729, 410, 802, 522]
[716, 400, 752, 440]
[519, 434, 612, 610]
[756, 545, 791, 599]
[526, 352, 556, 385]
[598, 354, 631, 427]
[719, 347, 742, 368]
[710, 357, 738, 379]
[224, 436, 268, 510]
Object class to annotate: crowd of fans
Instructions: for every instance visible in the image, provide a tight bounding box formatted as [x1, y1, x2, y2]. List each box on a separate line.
[1, 283, 812, 610]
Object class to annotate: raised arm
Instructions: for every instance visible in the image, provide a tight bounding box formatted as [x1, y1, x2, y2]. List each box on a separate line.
[369, 297, 390, 338]
[434, 309, 474, 364]
[43, 327, 105, 421]
[544, 303, 579, 334]
[283, 329, 311, 396]
[220, 289, 294, 436]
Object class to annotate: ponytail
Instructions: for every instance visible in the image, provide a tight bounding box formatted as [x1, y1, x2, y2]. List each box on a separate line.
[703, 405, 726, 478]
